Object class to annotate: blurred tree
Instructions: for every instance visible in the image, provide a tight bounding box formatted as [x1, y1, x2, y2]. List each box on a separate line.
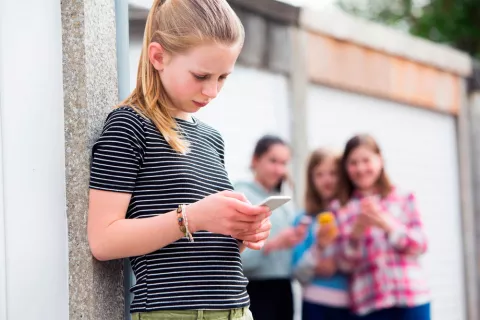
[337, 0, 480, 58]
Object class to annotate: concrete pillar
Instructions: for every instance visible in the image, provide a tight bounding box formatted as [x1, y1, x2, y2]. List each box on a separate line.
[289, 27, 309, 208]
[459, 77, 478, 320]
[61, 0, 124, 319]
[468, 61, 480, 320]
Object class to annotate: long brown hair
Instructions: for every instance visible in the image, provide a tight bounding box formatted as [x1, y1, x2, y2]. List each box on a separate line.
[120, 0, 244, 154]
[338, 134, 393, 205]
[304, 148, 340, 215]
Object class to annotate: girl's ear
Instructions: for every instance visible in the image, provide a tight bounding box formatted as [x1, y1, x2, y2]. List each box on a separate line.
[148, 42, 168, 71]
[251, 156, 258, 171]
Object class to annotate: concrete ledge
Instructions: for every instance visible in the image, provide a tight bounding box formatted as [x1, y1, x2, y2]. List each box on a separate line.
[307, 32, 462, 114]
[129, 0, 300, 26]
[228, 0, 299, 26]
[301, 6, 472, 76]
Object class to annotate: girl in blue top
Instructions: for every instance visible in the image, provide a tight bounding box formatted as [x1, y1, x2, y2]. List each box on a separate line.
[235, 135, 308, 320]
[292, 148, 353, 320]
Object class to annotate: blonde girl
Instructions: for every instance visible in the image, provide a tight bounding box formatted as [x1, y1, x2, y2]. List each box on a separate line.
[87, 1, 272, 319]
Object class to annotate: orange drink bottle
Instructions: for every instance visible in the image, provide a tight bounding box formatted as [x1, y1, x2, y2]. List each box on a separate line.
[317, 211, 338, 239]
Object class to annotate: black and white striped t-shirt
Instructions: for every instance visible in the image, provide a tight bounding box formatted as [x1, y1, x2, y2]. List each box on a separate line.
[89, 106, 249, 312]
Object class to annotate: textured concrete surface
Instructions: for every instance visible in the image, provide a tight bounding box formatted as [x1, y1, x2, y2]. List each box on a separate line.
[61, 0, 124, 319]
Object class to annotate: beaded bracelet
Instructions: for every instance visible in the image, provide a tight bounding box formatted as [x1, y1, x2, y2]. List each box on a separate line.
[177, 204, 194, 242]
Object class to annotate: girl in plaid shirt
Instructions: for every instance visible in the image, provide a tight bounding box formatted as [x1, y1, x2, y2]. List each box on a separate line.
[335, 134, 431, 319]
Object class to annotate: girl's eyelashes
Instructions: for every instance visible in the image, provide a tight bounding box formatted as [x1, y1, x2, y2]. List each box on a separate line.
[193, 73, 208, 80]
[192, 73, 229, 81]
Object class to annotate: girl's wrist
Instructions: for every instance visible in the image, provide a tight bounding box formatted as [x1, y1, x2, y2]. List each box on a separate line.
[380, 213, 396, 233]
[184, 203, 201, 233]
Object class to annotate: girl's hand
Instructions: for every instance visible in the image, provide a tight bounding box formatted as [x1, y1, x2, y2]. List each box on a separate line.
[364, 210, 396, 233]
[316, 224, 337, 249]
[188, 191, 272, 248]
[360, 197, 381, 216]
[238, 216, 272, 250]
[351, 213, 370, 240]
[263, 225, 308, 255]
[360, 197, 395, 233]
[315, 257, 337, 277]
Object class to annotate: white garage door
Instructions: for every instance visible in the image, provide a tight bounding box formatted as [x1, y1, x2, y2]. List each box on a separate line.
[306, 85, 465, 320]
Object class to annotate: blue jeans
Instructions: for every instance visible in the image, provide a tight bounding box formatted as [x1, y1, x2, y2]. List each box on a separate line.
[355, 304, 431, 320]
[302, 301, 354, 320]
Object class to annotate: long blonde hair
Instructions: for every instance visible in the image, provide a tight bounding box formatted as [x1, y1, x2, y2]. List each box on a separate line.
[304, 148, 340, 215]
[120, 0, 244, 154]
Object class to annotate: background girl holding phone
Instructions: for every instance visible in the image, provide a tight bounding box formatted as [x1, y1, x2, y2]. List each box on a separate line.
[234, 135, 306, 320]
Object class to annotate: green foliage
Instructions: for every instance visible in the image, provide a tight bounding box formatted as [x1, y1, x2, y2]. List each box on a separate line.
[338, 0, 480, 58]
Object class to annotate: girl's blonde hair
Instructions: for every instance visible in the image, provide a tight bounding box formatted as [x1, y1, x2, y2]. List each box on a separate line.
[120, 0, 244, 154]
[304, 148, 341, 215]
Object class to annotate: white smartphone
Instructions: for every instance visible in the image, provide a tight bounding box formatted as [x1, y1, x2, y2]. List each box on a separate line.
[257, 195, 291, 211]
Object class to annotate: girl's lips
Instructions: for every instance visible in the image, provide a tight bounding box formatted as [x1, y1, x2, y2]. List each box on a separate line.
[193, 101, 208, 107]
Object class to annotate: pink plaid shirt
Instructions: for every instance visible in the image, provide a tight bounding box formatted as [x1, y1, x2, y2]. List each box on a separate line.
[334, 187, 430, 316]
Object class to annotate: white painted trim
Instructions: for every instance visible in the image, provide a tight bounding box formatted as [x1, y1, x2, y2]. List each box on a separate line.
[0, 1, 7, 318]
[300, 6, 472, 76]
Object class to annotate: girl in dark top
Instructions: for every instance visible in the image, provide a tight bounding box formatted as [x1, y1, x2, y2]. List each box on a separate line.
[87, 1, 272, 319]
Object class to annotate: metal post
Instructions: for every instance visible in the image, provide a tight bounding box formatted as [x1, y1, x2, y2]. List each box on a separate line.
[114, 0, 132, 319]
[0, 1, 7, 318]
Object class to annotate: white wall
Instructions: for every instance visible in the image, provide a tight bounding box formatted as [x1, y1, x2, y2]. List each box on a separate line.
[0, 1, 69, 319]
[307, 84, 465, 320]
[129, 27, 292, 185]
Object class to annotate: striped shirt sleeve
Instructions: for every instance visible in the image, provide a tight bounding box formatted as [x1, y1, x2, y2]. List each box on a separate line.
[89, 108, 146, 193]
